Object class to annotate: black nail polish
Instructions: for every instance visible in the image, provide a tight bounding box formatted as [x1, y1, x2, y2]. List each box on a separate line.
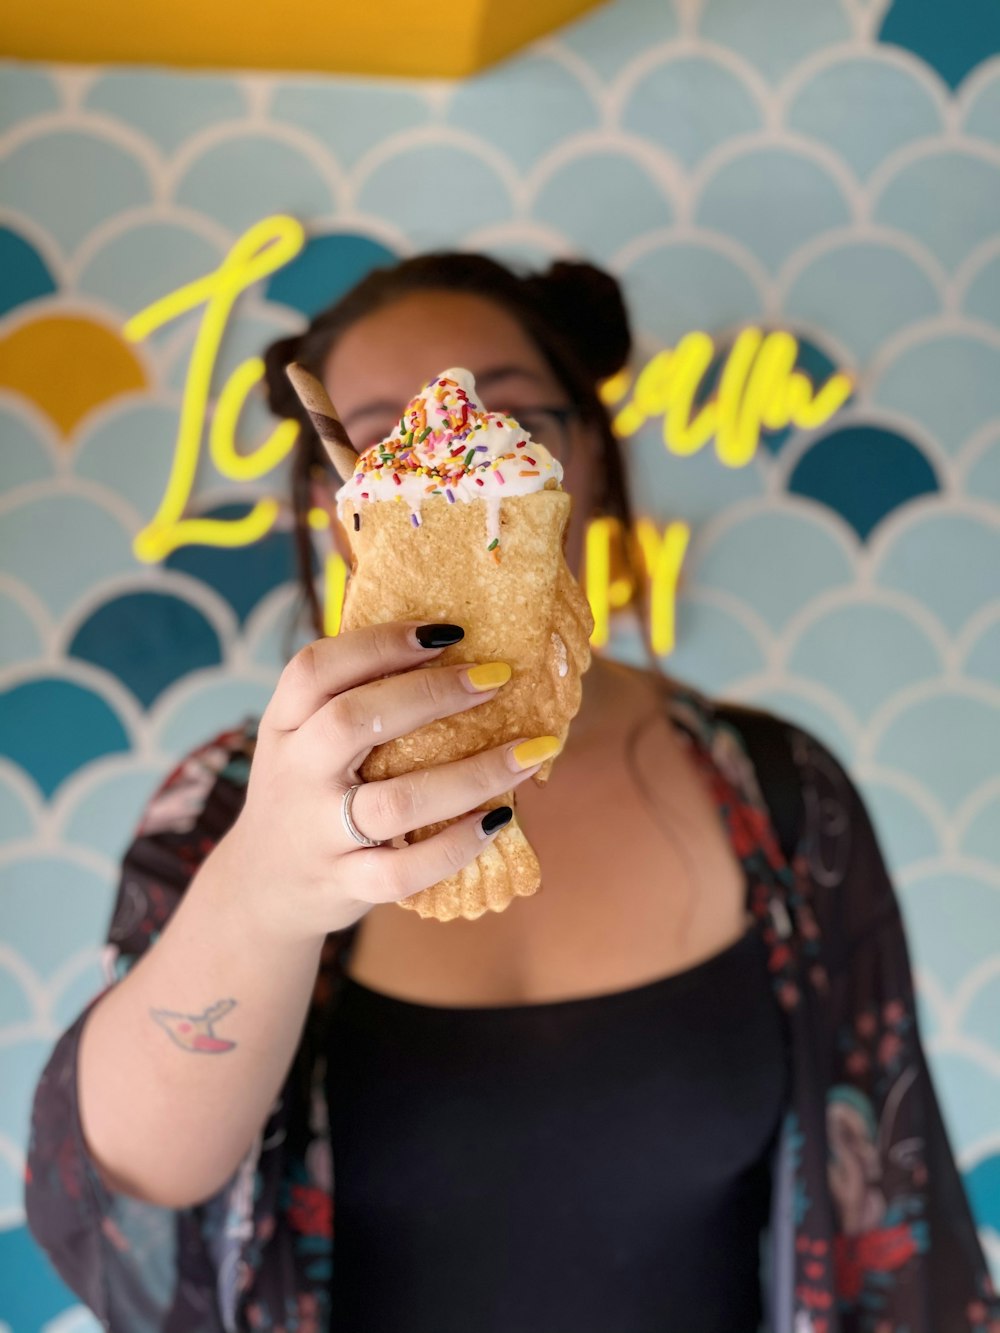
[414, 623, 465, 649]
[481, 806, 513, 835]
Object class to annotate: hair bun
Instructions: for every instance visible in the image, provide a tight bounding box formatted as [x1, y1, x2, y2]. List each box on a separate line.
[261, 332, 312, 425]
[523, 260, 632, 382]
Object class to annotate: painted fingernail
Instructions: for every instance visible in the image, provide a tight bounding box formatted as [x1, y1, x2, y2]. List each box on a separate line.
[479, 806, 513, 839]
[464, 661, 512, 692]
[414, 623, 464, 649]
[510, 735, 561, 770]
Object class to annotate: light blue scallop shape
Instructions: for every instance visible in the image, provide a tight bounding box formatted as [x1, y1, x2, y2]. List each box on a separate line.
[624, 416, 766, 521]
[964, 69, 1000, 146]
[0, 590, 44, 669]
[152, 675, 270, 757]
[0, 403, 55, 487]
[873, 511, 1000, 634]
[357, 143, 511, 249]
[271, 81, 429, 170]
[3, 854, 113, 981]
[0, 1038, 54, 1151]
[481, 239, 562, 271]
[0, 67, 60, 134]
[83, 71, 247, 156]
[162, 309, 303, 399]
[786, 56, 943, 180]
[50, 954, 106, 1032]
[557, 0, 679, 82]
[646, 596, 768, 695]
[245, 586, 308, 671]
[963, 615, 1000, 686]
[787, 603, 942, 720]
[784, 243, 941, 365]
[900, 875, 1000, 992]
[913, 978, 940, 1043]
[961, 251, 1000, 331]
[77, 221, 224, 320]
[963, 972, 1000, 1056]
[175, 135, 334, 238]
[622, 55, 761, 169]
[963, 793, 1000, 866]
[874, 694, 1000, 812]
[696, 148, 851, 274]
[0, 131, 152, 254]
[690, 510, 855, 632]
[966, 434, 1000, 503]
[0, 959, 34, 1028]
[700, 0, 851, 83]
[72, 401, 181, 518]
[0, 771, 38, 842]
[534, 152, 672, 263]
[0, 492, 137, 619]
[873, 151, 1000, 272]
[872, 335, 1000, 455]
[921, 1048, 999, 1153]
[446, 57, 598, 172]
[621, 242, 763, 345]
[858, 781, 942, 871]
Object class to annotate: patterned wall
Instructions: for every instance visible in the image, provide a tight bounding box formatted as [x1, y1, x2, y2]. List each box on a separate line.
[2, 0, 1000, 1326]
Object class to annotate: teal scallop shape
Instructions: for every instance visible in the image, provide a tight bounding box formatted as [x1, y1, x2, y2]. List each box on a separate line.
[557, 0, 679, 82]
[0, 1221, 83, 1330]
[621, 55, 761, 169]
[0, 226, 56, 318]
[786, 603, 943, 720]
[0, 678, 131, 800]
[788, 425, 940, 541]
[878, 0, 1000, 92]
[963, 615, 1000, 685]
[963, 68, 1000, 145]
[67, 590, 224, 709]
[265, 231, 399, 320]
[690, 509, 855, 632]
[700, 0, 850, 83]
[0, 131, 152, 254]
[534, 151, 672, 262]
[0, 66, 59, 134]
[621, 242, 763, 344]
[874, 511, 1000, 634]
[650, 597, 768, 696]
[872, 335, 1000, 455]
[0, 771, 38, 842]
[696, 148, 850, 274]
[624, 416, 766, 522]
[152, 675, 270, 757]
[175, 134, 334, 237]
[84, 71, 247, 155]
[72, 401, 180, 517]
[77, 220, 224, 319]
[960, 251, 1000, 331]
[0, 404, 55, 488]
[784, 243, 941, 365]
[0, 492, 136, 619]
[902, 877, 1000, 992]
[875, 694, 1000, 812]
[2, 854, 113, 979]
[921, 1049, 999, 1154]
[58, 760, 162, 863]
[0, 591, 44, 669]
[270, 82, 429, 170]
[873, 150, 1000, 272]
[446, 56, 598, 172]
[786, 56, 943, 180]
[357, 143, 511, 248]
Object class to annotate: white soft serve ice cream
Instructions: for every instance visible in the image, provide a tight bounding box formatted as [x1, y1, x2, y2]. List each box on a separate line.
[335, 368, 564, 557]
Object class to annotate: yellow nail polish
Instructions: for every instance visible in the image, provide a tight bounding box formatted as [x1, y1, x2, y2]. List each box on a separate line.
[512, 735, 561, 769]
[466, 661, 512, 691]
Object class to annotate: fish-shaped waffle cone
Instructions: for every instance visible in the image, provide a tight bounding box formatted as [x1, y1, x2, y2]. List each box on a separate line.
[340, 487, 593, 921]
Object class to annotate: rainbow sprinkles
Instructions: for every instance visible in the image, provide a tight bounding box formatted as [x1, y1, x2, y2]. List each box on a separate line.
[334, 368, 564, 561]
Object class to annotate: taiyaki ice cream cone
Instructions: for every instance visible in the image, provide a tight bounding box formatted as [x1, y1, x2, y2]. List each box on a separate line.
[334, 368, 594, 922]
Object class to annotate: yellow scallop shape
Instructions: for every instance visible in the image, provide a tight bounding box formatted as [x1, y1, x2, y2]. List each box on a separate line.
[0, 315, 147, 438]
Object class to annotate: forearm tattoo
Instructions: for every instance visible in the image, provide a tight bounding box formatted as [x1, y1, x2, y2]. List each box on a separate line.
[150, 998, 238, 1053]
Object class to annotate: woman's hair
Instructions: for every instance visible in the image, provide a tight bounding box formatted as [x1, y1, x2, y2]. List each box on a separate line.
[260, 251, 645, 641]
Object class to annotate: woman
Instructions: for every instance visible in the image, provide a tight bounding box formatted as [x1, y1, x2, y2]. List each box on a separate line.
[25, 255, 997, 1333]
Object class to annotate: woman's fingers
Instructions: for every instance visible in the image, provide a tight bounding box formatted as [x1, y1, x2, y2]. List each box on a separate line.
[348, 735, 560, 845]
[343, 806, 515, 907]
[261, 621, 466, 734]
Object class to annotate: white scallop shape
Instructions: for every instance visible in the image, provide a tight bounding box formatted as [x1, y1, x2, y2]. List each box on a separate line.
[872, 333, 1000, 455]
[872, 148, 1000, 272]
[874, 692, 1000, 813]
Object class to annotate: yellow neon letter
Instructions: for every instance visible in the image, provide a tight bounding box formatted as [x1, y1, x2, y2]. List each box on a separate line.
[633, 518, 689, 655]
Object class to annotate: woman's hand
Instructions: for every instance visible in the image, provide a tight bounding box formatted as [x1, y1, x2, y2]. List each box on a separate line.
[221, 621, 553, 942]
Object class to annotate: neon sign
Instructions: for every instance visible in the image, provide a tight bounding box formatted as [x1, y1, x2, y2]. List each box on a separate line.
[124, 215, 852, 653]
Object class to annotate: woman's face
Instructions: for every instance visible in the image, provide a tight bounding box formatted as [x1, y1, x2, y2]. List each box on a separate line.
[320, 289, 602, 576]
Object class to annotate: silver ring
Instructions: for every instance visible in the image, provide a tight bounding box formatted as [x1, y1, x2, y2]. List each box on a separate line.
[341, 783, 387, 848]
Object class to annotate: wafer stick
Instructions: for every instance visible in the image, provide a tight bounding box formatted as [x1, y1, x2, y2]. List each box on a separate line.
[285, 362, 358, 483]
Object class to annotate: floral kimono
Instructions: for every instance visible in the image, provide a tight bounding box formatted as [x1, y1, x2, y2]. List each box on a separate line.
[25, 681, 999, 1333]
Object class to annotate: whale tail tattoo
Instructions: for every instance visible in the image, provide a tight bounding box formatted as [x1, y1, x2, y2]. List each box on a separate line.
[151, 998, 238, 1054]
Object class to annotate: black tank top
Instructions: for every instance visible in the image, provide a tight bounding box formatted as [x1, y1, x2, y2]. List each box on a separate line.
[325, 926, 788, 1333]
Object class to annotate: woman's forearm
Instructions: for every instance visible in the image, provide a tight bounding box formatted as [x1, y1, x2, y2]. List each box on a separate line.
[77, 829, 326, 1209]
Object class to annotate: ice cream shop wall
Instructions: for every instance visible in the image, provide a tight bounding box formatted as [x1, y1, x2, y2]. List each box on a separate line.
[3, 0, 1000, 1321]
